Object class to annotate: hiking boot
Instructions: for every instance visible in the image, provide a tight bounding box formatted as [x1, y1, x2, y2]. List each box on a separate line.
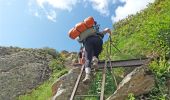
[82, 73, 91, 84]
[92, 56, 98, 70]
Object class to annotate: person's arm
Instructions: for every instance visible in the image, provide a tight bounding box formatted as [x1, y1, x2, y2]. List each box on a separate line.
[100, 28, 112, 35]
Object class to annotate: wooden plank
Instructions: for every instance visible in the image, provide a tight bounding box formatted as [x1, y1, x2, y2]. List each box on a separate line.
[70, 65, 85, 100]
[98, 58, 149, 68]
[74, 58, 150, 68]
[75, 95, 100, 97]
[73, 58, 149, 68]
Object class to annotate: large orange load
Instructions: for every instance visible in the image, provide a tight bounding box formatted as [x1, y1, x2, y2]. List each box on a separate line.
[84, 16, 95, 28]
[68, 16, 95, 39]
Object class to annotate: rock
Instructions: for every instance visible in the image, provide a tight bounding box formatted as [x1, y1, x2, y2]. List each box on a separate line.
[64, 52, 78, 68]
[52, 67, 90, 100]
[107, 66, 155, 100]
[52, 80, 62, 96]
[0, 46, 53, 100]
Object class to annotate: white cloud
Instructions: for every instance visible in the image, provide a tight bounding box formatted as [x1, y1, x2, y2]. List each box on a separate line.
[46, 10, 56, 22]
[36, 0, 79, 11]
[112, 0, 155, 23]
[33, 0, 80, 22]
[30, 0, 155, 23]
[33, 0, 113, 21]
[87, 0, 110, 16]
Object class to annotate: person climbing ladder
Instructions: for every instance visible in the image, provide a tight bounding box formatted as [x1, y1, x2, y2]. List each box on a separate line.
[82, 27, 112, 83]
[68, 16, 112, 84]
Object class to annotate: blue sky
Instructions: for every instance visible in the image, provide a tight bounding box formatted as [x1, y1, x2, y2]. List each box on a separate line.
[0, 0, 154, 52]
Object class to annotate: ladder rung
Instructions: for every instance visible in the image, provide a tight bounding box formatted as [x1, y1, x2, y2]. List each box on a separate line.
[75, 95, 100, 97]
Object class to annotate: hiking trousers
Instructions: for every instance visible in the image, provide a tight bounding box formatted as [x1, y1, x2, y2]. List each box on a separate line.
[83, 36, 103, 68]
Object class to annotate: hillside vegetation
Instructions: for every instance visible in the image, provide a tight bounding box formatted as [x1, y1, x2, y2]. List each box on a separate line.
[102, 0, 170, 60]
[100, 0, 170, 99]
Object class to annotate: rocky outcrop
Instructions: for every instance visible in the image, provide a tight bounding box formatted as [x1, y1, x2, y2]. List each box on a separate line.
[62, 51, 79, 70]
[107, 66, 155, 100]
[52, 67, 90, 100]
[0, 46, 54, 100]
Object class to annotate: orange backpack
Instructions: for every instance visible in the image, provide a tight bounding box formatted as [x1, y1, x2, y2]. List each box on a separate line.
[68, 16, 95, 39]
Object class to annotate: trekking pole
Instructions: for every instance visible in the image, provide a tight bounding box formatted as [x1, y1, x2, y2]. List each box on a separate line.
[109, 36, 122, 53]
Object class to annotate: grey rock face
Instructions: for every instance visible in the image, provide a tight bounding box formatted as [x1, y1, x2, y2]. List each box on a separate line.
[0, 46, 53, 100]
[107, 66, 155, 100]
[52, 67, 90, 100]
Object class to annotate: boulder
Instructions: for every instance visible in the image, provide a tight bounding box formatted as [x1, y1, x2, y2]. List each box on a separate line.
[107, 66, 155, 100]
[0, 47, 53, 100]
[52, 67, 90, 100]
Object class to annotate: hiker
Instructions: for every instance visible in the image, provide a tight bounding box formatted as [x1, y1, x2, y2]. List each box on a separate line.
[68, 16, 112, 83]
[78, 47, 85, 64]
[82, 22, 112, 83]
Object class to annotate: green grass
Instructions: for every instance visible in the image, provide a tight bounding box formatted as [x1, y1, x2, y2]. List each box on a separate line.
[99, 0, 170, 99]
[101, 0, 170, 59]
[78, 68, 117, 100]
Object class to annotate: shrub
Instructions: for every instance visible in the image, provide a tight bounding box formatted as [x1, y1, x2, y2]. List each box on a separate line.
[42, 47, 59, 58]
[49, 59, 65, 71]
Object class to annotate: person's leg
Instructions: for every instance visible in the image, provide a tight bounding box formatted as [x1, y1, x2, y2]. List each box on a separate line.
[84, 42, 93, 69]
[94, 38, 103, 58]
[92, 37, 103, 69]
[83, 39, 93, 83]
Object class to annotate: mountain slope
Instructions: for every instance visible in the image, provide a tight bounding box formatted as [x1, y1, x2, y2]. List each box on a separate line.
[100, 0, 170, 99]
[101, 0, 170, 60]
[0, 46, 61, 100]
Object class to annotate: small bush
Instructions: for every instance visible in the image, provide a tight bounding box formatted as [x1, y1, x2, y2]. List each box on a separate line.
[42, 47, 59, 58]
[149, 57, 169, 77]
[127, 93, 135, 100]
[49, 59, 64, 71]
[148, 57, 170, 99]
